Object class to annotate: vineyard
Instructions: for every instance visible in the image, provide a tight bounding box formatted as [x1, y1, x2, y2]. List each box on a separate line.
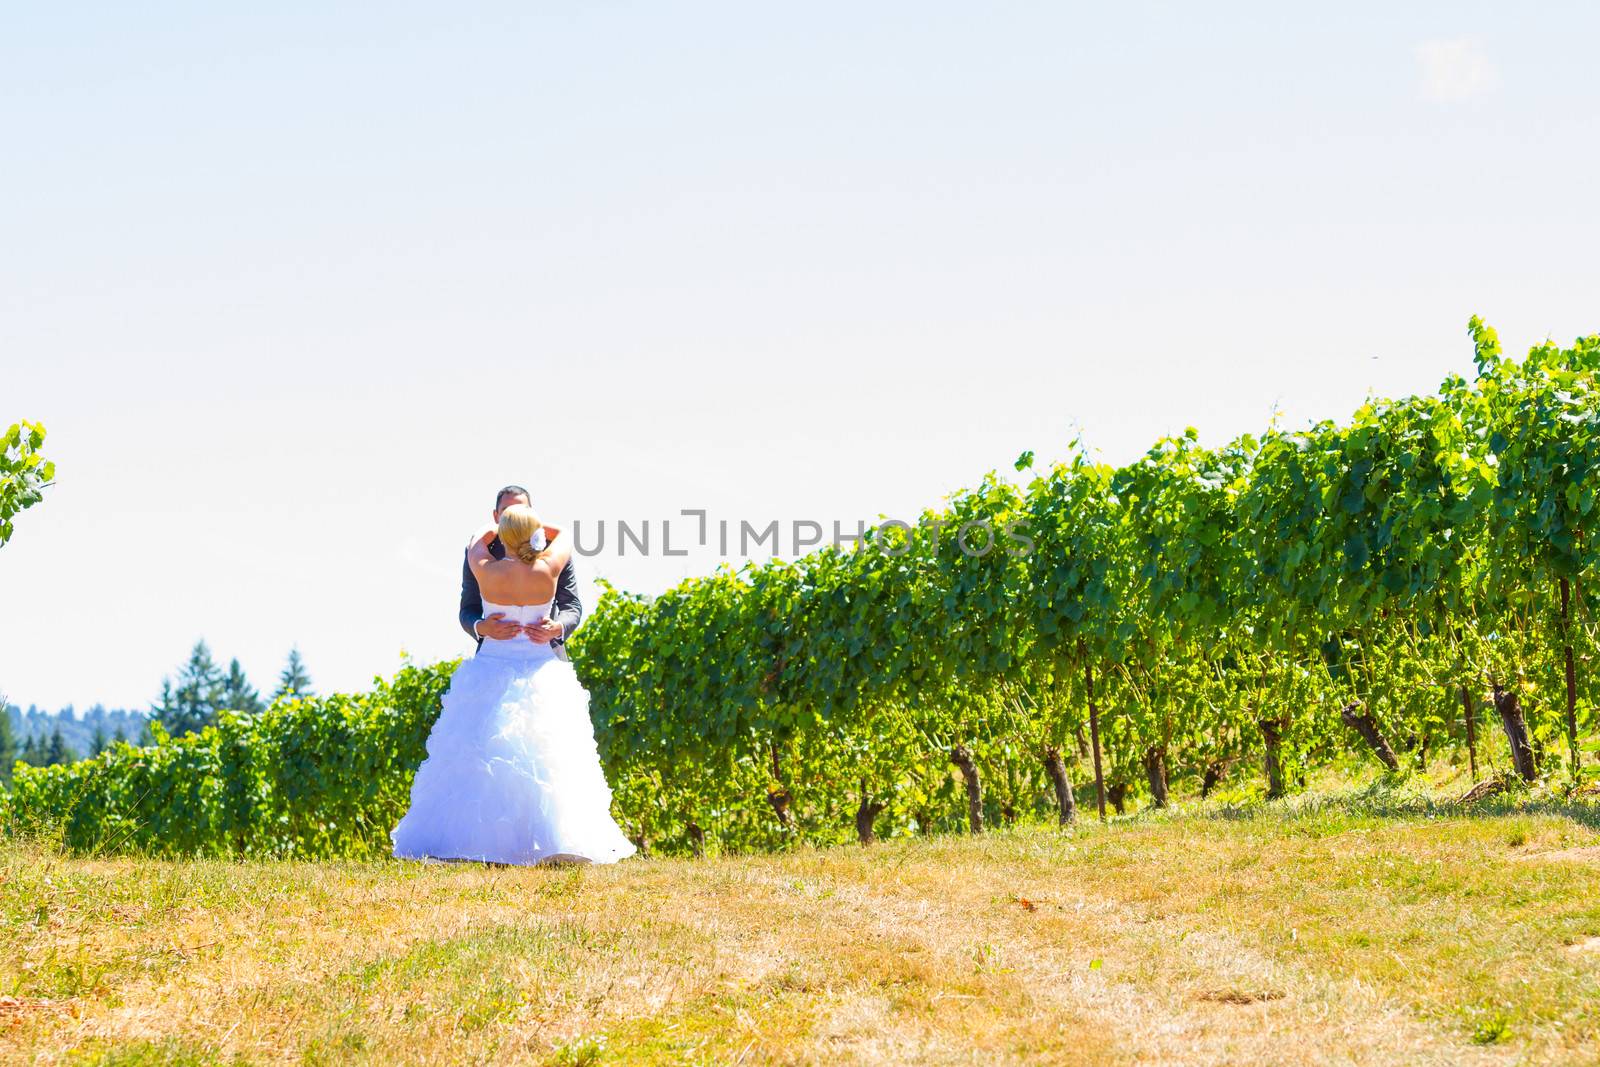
[5, 319, 1600, 858]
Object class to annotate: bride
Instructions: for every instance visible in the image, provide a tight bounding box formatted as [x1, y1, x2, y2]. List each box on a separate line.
[392, 505, 636, 866]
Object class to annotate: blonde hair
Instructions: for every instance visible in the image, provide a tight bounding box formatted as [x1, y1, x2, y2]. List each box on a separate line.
[497, 504, 548, 564]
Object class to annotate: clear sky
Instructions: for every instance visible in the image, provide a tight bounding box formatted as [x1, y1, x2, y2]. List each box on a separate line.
[3, 2, 1598, 711]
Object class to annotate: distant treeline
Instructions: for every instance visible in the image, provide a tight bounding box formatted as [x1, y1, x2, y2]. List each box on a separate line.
[3, 703, 148, 768]
[3, 641, 314, 778]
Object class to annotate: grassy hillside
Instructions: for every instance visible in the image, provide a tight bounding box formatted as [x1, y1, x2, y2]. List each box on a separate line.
[6, 776, 1600, 1065]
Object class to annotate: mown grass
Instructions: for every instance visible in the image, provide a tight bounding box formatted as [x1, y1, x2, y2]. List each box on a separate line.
[5, 771, 1600, 1064]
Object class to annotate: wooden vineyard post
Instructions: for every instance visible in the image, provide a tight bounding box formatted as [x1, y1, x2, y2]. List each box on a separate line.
[1560, 578, 1580, 778]
[1086, 662, 1106, 820]
[1461, 685, 1478, 781]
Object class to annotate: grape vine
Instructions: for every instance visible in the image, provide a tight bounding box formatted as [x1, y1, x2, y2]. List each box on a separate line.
[5, 321, 1598, 858]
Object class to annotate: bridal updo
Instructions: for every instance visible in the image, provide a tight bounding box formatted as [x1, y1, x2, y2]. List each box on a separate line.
[498, 504, 549, 564]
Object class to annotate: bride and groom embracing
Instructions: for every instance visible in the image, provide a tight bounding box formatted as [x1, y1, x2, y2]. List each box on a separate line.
[390, 485, 636, 867]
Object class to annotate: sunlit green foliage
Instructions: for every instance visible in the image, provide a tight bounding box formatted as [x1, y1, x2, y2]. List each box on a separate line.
[0, 421, 53, 546]
[5, 321, 1598, 857]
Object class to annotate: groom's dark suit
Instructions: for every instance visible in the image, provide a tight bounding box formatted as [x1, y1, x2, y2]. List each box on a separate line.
[459, 539, 584, 661]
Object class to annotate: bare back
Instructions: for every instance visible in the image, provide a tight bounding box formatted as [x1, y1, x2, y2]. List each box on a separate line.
[467, 524, 573, 607]
[474, 556, 563, 606]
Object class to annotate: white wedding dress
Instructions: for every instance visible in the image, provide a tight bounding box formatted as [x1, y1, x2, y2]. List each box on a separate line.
[391, 600, 636, 866]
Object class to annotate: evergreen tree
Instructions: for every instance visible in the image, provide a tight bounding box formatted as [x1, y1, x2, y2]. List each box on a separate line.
[20, 733, 43, 767]
[153, 679, 173, 731]
[45, 726, 71, 766]
[220, 658, 264, 714]
[274, 647, 314, 701]
[154, 640, 226, 736]
[0, 701, 16, 777]
[113, 725, 127, 745]
[90, 724, 109, 757]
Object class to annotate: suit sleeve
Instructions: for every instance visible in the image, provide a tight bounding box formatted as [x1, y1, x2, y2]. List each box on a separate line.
[551, 558, 584, 643]
[459, 548, 484, 641]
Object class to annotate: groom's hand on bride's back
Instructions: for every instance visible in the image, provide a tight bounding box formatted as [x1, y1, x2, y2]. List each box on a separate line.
[523, 619, 563, 644]
[474, 613, 522, 641]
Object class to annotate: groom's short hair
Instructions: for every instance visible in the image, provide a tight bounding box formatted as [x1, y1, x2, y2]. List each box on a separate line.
[496, 484, 531, 510]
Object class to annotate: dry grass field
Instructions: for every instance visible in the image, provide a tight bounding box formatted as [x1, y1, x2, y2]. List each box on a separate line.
[6, 777, 1600, 1065]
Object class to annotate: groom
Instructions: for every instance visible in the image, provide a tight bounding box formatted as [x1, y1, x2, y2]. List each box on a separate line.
[459, 484, 583, 660]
